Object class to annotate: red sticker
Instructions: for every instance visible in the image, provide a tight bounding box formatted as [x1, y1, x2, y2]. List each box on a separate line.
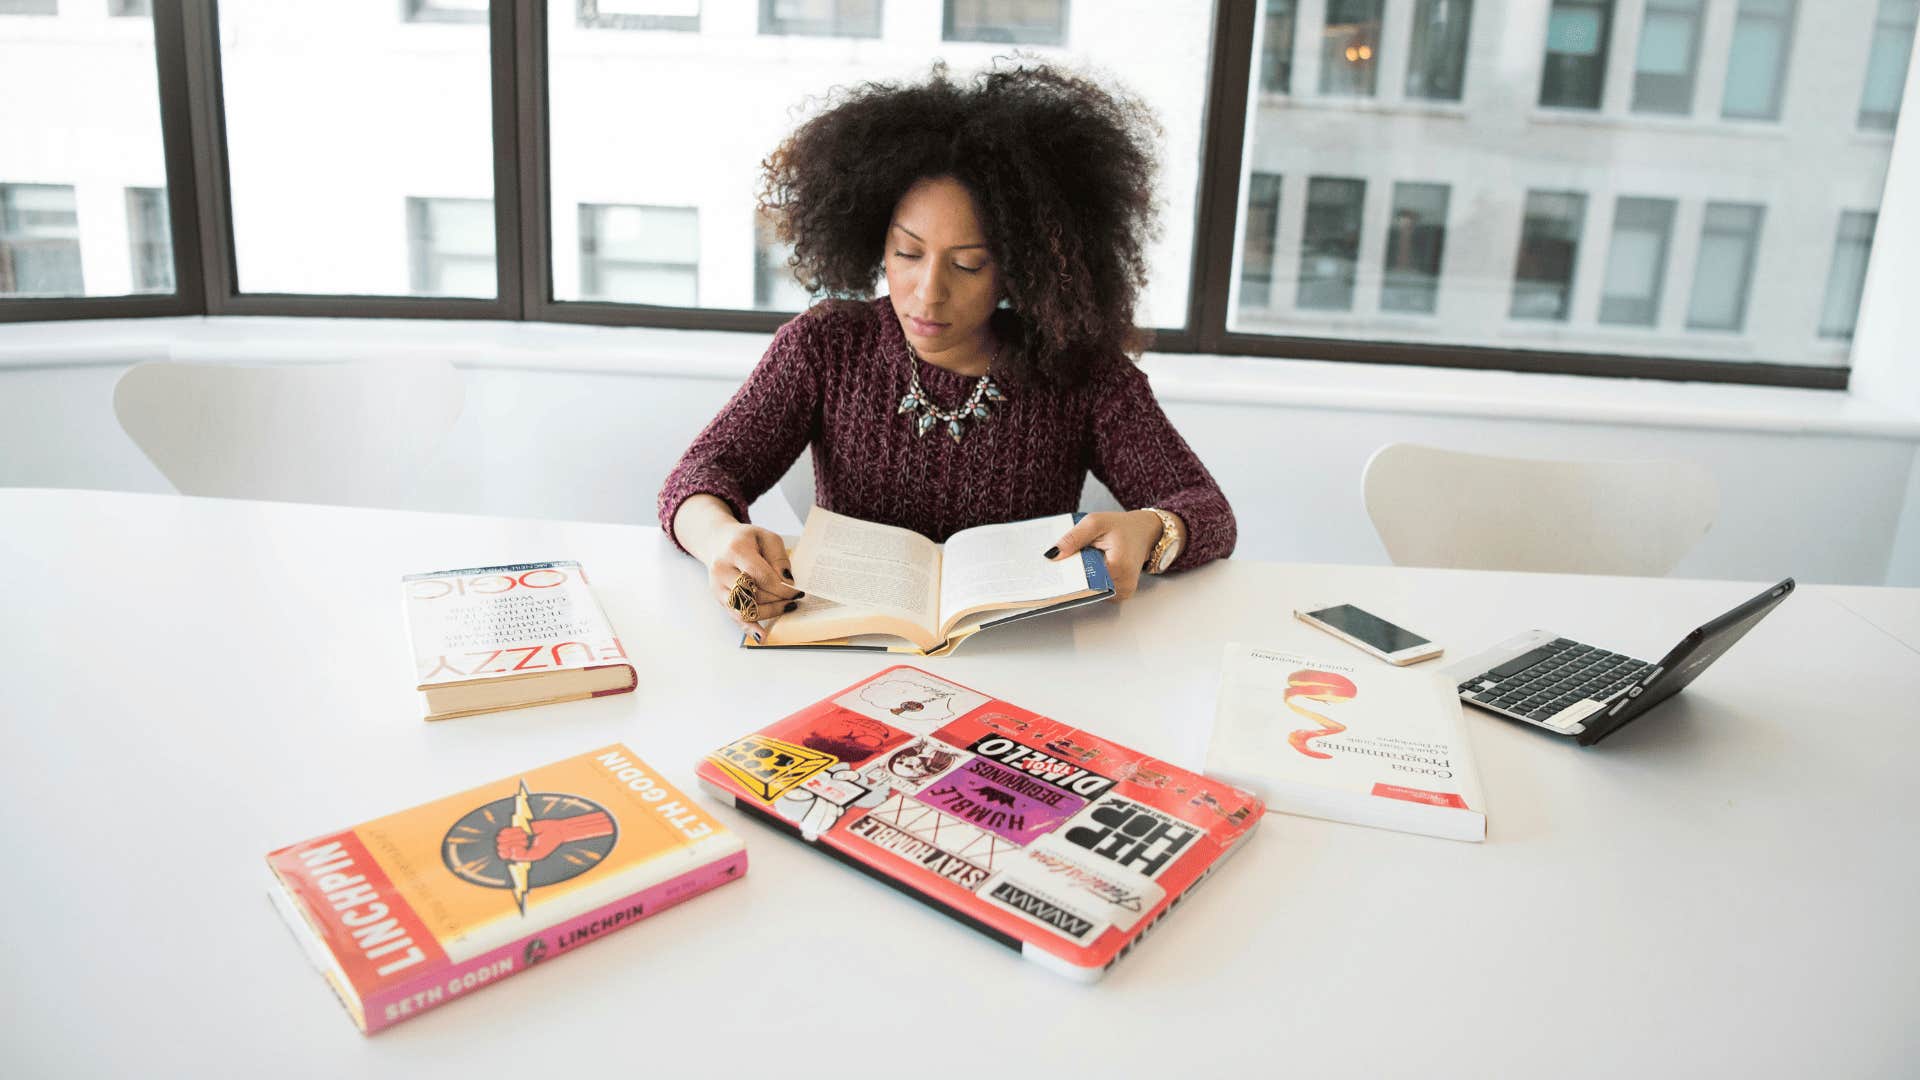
[1370, 783, 1468, 809]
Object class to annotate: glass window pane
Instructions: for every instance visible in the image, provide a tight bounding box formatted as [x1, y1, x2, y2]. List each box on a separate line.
[1819, 211, 1876, 339]
[1381, 182, 1449, 314]
[0, 9, 170, 298]
[222, 2, 497, 297]
[577, 0, 701, 32]
[1686, 202, 1764, 330]
[1511, 191, 1586, 321]
[1541, 0, 1613, 108]
[1260, 0, 1296, 94]
[1598, 197, 1674, 326]
[1298, 177, 1364, 311]
[1320, 0, 1381, 97]
[1722, 0, 1795, 120]
[1859, 0, 1917, 130]
[1236, 172, 1283, 312]
[944, 0, 1068, 46]
[1405, 0, 1473, 102]
[1632, 1, 1701, 114]
[580, 202, 699, 305]
[546, 0, 1209, 327]
[125, 186, 173, 294]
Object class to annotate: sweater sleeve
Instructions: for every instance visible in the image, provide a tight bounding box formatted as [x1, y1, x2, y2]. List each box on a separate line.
[655, 312, 823, 552]
[1087, 363, 1237, 571]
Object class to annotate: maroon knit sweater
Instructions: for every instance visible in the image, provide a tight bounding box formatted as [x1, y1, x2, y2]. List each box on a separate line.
[657, 296, 1235, 572]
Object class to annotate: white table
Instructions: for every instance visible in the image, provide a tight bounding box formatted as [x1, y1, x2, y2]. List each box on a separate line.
[3, 488, 1916, 1078]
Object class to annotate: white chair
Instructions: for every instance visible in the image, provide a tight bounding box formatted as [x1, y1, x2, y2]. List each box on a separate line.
[113, 359, 464, 507]
[1361, 442, 1717, 577]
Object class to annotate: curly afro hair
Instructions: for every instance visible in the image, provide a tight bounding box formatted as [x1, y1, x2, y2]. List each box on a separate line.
[758, 58, 1162, 387]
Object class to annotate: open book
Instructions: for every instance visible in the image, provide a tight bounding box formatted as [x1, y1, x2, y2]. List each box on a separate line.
[754, 508, 1113, 656]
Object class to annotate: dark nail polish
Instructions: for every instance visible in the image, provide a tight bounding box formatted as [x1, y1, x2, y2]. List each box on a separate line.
[792, 591, 806, 599]
[785, 602, 797, 613]
[782, 569, 793, 581]
[1043, 546, 1059, 559]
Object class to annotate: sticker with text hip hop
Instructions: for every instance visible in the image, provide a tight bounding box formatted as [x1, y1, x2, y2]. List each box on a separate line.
[965, 735, 1115, 801]
[834, 673, 989, 733]
[847, 791, 1021, 887]
[856, 736, 970, 797]
[978, 871, 1108, 946]
[707, 734, 837, 803]
[1061, 795, 1203, 880]
[775, 765, 889, 841]
[910, 757, 1088, 845]
[1005, 833, 1167, 932]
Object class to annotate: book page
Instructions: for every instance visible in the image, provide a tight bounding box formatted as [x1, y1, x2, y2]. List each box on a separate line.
[937, 513, 1092, 628]
[791, 508, 942, 635]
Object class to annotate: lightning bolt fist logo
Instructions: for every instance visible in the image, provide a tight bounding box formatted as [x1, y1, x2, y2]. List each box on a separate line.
[442, 780, 618, 915]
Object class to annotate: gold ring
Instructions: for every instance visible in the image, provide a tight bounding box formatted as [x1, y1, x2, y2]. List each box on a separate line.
[727, 572, 758, 622]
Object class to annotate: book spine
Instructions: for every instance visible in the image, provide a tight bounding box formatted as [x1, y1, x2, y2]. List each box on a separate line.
[359, 847, 747, 1033]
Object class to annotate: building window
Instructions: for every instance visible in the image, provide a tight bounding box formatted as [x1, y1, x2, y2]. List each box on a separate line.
[759, 0, 880, 38]
[579, 203, 699, 307]
[1598, 196, 1675, 326]
[1260, 0, 1297, 94]
[126, 187, 174, 295]
[1381, 182, 1449, 314]
[404, 0, 488, 23]
[0, 1, 58, 13]
[407, 197, 495, 298]
[944, 0, 1067, 46]
[1297, 177, 1365, 311]
[1238, 172, 1283, 309]
[1721, 0, 1795, 120]
[1859, 0, 1916, 131]
[0, 184, 83, 297]
[109, 0, 152, 15]
[577, 0, 701, 32]
[1686, 202, 1764, 331]
[1405, 0, 1473, 102]
[1818, 211, 1877, 340]
[1632, 0, 1703, 114]
[1511, 190, 1586, 321]
[1540, 0, 1614, 109]
[1320, 0, 1382, 97]
[754, 213, 810, 312]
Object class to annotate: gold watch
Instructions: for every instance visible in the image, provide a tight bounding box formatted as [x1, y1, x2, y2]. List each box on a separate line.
[1142, 507, 1184, 575]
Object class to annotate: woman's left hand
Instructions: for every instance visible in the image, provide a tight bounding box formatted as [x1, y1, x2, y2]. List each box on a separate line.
[1045, 509, 1165, 601]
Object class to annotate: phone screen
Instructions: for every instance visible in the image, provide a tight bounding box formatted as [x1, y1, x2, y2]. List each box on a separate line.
[1306, 604, 1430, 653]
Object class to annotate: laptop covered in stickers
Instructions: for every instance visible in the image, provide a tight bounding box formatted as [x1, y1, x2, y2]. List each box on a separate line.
[695, 666, 1265, 981]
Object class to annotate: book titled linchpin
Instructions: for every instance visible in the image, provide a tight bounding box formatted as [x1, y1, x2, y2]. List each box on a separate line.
[403, 560, 637, 720]
[266, 745, 745, 1034]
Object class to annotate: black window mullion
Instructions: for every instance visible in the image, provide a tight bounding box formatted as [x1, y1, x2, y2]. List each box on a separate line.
[492, 0, 525, 319]
[518, 0, 556, 321]
[1187, 0, 1256, 353]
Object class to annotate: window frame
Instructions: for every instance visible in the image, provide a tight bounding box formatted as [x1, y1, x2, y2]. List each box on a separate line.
[0, 0, 1862, 389]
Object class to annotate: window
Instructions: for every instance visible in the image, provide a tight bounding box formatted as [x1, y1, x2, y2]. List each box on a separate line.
[1819, 212, 1877, 340]
[126, 187, 174, 295]
[405, 0, 489, 24]
[408, 197, 496, 298]
[1381, 182, 1448, 314]
[1632, 0, 1702, 114]
[1260, 0, 1297, 94]
[754, 213, 811, 312]
[109, 0, 152, 16]
[577, 1, 700, 32]
[1298, 177, 1365, 311]
[1686, 202, 1764, 331]
[579, 203, 699, 306]
[1598, 197, 1675, 326]
[1320, 0, 1382, 97]
[944, 0, 1068, 46]
[1540, 0, 1614, 109]
[1237, 172, 1283, 310]
[1511, 190, 1586, 321]
[1721, 0, 1795, 120]
[1405, 0, 1473, 102]
[759, 0, 880, 38]
[0, 1, 57, 14]
[0, 184, 82, 297]
[1859, 0, 1917, 131]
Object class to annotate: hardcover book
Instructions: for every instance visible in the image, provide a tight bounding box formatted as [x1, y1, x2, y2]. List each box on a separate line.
[403, 560, 637, 720]
[695, 666, 1263, 980]
[1205, 643, 1487, 842]
[754, 508, 1113, 656]
[266, 744, 745, 1033]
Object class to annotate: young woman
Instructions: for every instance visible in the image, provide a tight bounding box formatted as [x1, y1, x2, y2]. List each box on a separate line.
[658, 61, 1235, 640]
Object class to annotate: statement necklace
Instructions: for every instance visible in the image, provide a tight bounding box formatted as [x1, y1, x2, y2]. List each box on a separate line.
[897, 341, 1004, 444]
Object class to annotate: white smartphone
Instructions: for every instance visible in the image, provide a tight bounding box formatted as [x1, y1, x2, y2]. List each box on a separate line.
[1294, 603, 1444, 666]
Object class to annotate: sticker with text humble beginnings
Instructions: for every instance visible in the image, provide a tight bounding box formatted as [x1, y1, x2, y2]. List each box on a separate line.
[708, 734, 837, 803]
[834, 672, 989, 732]
[1060, 795, 1202, 881]
[911, 757, 1088, 846]
[443, 781, 618, 916]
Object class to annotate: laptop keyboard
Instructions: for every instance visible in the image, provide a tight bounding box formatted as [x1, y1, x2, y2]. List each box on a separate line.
[1456, 638, 1652, 725]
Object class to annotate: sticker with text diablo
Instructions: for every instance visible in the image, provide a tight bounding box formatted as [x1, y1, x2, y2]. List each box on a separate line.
[910, 757, 1087, 845]
[834, 672, 990, 733]
[964, 735, 1115, 801]
[1060, 795, 1202, 880]
[707, 734, 836, 803]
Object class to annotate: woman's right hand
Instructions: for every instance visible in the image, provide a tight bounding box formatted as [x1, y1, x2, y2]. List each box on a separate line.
[706, 522, 804, 642]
